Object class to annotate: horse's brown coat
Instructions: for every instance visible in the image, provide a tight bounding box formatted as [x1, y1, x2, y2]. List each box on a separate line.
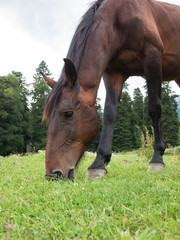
[43, 0, 180, 179]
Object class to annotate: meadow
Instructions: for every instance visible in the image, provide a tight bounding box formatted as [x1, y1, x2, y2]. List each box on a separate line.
[0, 151, 179, 240]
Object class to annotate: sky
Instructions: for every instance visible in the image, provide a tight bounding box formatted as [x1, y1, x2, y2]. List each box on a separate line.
[0, 0, 179, 107]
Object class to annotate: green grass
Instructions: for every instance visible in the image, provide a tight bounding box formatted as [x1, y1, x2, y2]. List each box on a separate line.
[0, 151, 180, 239]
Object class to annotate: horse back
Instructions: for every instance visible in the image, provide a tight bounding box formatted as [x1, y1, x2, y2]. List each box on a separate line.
[97, 0, 180, 80]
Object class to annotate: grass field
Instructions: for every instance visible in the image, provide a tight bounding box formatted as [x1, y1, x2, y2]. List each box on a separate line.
[0, 151, 179, 239]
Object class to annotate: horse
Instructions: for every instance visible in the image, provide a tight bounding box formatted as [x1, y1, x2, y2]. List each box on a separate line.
[42, 0, 180, 179]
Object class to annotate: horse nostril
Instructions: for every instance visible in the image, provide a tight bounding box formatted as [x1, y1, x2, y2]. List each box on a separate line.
[68, 169, 75, 179]
[53, 170, 62, 179]
[45, 169, 74, 180]
[45, 170, 62, 180]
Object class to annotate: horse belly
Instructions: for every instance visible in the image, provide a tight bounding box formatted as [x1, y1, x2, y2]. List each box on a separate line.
[162, 52, 180, 80]
[107, 50, 144, 76]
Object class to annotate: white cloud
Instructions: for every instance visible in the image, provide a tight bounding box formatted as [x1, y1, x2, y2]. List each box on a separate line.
[0, 0, 91, 81]
[0, 9, 54, 82]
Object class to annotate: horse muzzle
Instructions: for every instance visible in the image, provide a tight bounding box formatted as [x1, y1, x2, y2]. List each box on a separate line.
[45, 168, 75, 180]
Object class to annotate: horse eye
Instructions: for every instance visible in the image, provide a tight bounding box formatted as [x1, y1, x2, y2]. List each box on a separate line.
[64, 111, 74, 118]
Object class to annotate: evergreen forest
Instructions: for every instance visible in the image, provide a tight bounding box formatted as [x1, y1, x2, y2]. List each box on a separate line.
[0, 61, 179, 156]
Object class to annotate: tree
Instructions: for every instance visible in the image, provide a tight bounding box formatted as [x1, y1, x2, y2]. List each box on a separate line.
[143, 83, 179, 147]
[29, 61, 51, 151]
[12, 71, 30, 151]
[0, 74, 24, 155]
[176, 96, 180, 118]
[112, 90, 134, 152]
[133, 88, 144, 131]
[161, 82, 179, 146]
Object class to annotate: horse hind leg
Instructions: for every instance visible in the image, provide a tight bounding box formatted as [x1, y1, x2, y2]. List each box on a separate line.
[144, 45, 165, 172]
[87, 72, 126, 178]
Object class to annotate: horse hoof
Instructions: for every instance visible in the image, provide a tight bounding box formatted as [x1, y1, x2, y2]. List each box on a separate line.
[87, 169, 107, 179]
[147, 163, 165, 172]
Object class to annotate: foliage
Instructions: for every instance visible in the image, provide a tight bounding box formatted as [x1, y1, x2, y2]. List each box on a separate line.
[179, 120, 180, 144]
[176, 96, 180, 118]
[161, 83, 179, 146]
[0, 74, 25, 155]
[29, 61, 51, 151]
[0, 69, 179, 155]
[133, 88, 144, 132]
[113, 91, 134, 152]
[137, 126, 154, 161]
[164, 146, 180, 155]
[143, 83, 179, 146]
[12, 71, 31, 151]
[0, 152, 179, 239]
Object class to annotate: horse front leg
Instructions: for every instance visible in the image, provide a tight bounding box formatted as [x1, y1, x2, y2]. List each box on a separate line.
[144, 45, 166, 172]
[87, 72, 126, 178]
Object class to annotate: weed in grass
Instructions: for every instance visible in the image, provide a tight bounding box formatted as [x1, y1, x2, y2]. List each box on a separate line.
[137, 126, 154, 161]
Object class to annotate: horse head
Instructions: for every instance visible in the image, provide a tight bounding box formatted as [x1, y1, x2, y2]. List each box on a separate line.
[42, 59, 98, 179]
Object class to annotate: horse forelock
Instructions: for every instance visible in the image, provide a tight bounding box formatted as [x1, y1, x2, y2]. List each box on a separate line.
[43, 79, 80, 123]
[43, 79, 66, 123]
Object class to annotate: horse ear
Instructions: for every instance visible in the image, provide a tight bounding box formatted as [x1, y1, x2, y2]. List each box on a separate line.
[63, 58, 77, 87]
[40, 72, 57, 88]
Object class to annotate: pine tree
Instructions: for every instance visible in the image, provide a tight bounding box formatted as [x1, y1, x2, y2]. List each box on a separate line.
[12, 71, 30, 151]
[29, 61, 51, 151]
[131, 88, 145, 149]
[112, 91, 134, 152]
[143, 83, 179, 147]
[0, 74, 24, 155]
[161, 82, 179, 146]
[133, 88, 144, 131]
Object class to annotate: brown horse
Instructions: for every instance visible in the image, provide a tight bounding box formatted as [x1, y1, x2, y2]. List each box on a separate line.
[42, 0, 180, 179]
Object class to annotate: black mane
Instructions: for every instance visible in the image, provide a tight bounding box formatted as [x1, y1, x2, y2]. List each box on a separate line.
[67, 0, 104, 70]
[43, 0, 104, 121]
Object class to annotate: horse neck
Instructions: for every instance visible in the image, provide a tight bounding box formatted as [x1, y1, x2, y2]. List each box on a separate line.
[77, 27, 113, 107]
[77, 65, 102, 108]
